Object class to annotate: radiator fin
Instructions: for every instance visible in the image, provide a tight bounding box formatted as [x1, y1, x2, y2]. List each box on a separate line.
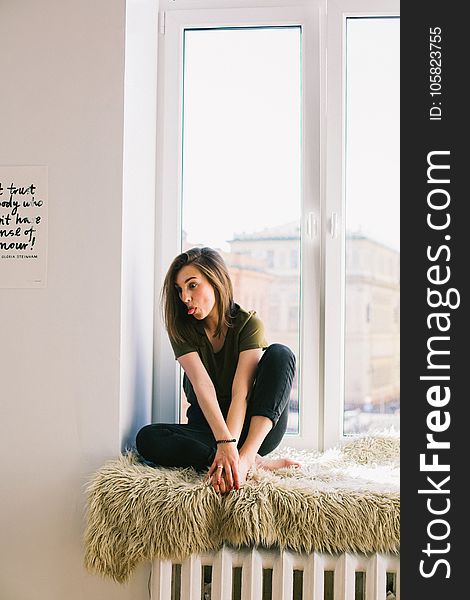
[151, 548, 400, 600]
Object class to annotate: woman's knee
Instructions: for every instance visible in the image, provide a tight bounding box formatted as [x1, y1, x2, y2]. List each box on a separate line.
[262, 343, 296, 370]
[135, 424, 168, 457]
[135, 424, 151, 456]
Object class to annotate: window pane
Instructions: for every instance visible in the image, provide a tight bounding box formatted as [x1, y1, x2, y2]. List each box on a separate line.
[180, 27, 302, 433]
[344, 17, 400, 435]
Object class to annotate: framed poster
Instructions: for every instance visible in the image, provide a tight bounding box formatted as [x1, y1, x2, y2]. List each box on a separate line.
[0, 166, 48, 288]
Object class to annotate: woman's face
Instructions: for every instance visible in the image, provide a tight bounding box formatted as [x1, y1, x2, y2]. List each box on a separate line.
[174, 265, 217, 321]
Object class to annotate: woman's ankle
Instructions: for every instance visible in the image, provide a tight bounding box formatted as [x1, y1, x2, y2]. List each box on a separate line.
[238, 450, 256, 467]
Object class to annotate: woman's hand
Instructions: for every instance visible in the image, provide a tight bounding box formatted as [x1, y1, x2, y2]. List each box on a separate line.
[206, 442, 240, 493]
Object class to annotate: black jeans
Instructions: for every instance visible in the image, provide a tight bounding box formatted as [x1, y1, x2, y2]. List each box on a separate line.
[135, 343, 296, 471]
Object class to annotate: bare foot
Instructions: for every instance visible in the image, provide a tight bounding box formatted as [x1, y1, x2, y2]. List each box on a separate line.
[211, 455, 296, 493]
[255, 455, 301, 471]
[236, 455, 254, 488]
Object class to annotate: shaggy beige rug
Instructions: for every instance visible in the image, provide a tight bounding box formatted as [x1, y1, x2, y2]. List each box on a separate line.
[84, 433, 399, 583]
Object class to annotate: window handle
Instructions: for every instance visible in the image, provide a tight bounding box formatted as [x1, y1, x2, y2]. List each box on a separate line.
[306, 212, 317, 238]
[330, 212, 338, 239]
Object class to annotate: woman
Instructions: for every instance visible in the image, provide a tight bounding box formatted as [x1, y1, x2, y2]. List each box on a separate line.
[136, 247, 299, 494]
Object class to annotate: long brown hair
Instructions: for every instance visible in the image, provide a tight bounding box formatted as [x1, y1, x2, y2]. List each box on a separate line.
[161, 247, 234, 344]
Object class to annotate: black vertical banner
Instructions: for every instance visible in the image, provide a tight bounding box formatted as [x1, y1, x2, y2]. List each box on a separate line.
[401, 2, 467, 596]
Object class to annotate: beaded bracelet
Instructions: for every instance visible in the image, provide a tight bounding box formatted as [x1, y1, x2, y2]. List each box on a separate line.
[215, 438, 237, 444]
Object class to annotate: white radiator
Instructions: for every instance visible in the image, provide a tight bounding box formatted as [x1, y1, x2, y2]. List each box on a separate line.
[151, 546, 400, 600]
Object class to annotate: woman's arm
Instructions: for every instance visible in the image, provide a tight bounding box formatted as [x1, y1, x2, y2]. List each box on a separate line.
[178, 352, 232, 440]
[226, 348, 263, 440]
[178, 352, 239, 489]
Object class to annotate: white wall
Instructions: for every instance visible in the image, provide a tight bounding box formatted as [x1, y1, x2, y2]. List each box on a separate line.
[0, 1, 154, 598]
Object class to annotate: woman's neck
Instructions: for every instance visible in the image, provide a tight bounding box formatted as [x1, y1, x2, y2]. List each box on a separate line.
[204, 320, 225, 339]
[203, 306, 220, 336]
[204, 319, 227, 353]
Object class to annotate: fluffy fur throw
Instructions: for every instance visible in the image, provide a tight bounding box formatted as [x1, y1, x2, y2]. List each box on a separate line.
[84, 433, 399, 583]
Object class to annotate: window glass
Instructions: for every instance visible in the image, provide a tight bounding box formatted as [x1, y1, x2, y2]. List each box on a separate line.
[180, 27, 302, 433]
[344, 17, 400, 434]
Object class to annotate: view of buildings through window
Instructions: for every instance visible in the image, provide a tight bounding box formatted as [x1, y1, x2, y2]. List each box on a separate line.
[178, 20, 400, 436]
[344, 16, 400, 434]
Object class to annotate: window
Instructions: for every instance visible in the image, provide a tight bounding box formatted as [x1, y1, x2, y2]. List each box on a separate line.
[344, 15, 400, 435]
[156, 5, 320, 448]
[266, 250, 275, 269]
[179, 25, 303, 433]
[324, 0, 400, 447]
[154, 0, 399, 450]
[291, 249, 299, 269]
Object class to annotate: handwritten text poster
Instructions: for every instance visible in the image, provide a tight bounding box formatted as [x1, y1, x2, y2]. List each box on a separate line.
[0, 166, 48, 288]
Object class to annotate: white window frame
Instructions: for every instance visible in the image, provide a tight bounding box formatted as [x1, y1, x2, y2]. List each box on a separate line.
[154, 3, 323, 449]
[153, 0, 400, 450]
[323, 0, 400, 448]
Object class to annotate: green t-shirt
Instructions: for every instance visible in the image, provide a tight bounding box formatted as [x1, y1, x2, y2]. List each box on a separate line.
[169, 304, 268, 423]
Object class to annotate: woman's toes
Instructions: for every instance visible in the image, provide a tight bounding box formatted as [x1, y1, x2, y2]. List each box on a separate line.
[237, 457, 253, 486]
